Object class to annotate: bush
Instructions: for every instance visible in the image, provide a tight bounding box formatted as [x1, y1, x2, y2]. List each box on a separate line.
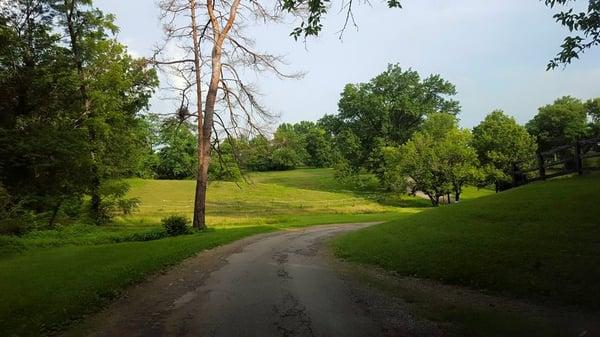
[121, 228, 168, 242]
[162, 215, 191, 236]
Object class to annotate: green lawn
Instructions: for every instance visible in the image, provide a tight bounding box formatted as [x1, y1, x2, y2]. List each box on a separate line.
[334, 174, 600, 310]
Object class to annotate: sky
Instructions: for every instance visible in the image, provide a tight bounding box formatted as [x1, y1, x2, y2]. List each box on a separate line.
[95, 0, 600, 128]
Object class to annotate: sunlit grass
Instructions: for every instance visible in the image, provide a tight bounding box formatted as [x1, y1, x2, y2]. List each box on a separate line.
[122, 168, 427, 227]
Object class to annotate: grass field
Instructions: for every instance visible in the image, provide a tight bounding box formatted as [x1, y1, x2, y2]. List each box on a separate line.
[123, 168, 430, 226]
[0, 168, 427, 336]
[334, 173, 600, 310]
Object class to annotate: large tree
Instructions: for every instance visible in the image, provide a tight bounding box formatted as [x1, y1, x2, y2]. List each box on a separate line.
[0, 0, 157, 226]
[526, 96, 589, 152]
[324, 64, 460, 178]
[473, 110, 538, 191]
[395, 113, 480, 206]
[0, 0, 89, 226]
[155, 0, 303, 229]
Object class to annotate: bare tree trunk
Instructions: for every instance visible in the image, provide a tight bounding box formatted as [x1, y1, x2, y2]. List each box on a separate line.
[192, 0, 241, 229]
[190, 0, 206, 230]
[158, 0, 287, 229]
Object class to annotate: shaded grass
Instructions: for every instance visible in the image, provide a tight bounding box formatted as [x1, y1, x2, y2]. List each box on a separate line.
[345, 265, 576, 337]
[0, 226, 274, 336]
[334, 174, 600, 309]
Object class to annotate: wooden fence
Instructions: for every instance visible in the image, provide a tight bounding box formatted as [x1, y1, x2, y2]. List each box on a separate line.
[511, 137, 600, 187]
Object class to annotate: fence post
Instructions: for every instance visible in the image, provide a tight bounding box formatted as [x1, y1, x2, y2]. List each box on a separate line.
[575, 141, 583, 175]
[538, 153, 546, 181]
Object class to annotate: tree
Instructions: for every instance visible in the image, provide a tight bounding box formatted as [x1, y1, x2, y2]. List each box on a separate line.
[155, 120, 198, 179]
[396, 114, 479, 206]
[155, 0, 300, 229]
[586, 98, 600, 137]
[209, 139, 242, 181]
[293, 121, 333, 168]
[326, 65, 460, 179]
[543, 0, 600, 69]
[473, 110, 537, 191]
[526, 96, 589, 152]
[0, 0, 157, 226]
[242, 135, 271, 172]
[51, 0, 157, 223]
[0, 0, 89, 226]
[273, 123, 307, 167]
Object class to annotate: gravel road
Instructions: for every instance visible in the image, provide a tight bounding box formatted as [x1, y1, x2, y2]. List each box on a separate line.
[69, 223, 428, 337]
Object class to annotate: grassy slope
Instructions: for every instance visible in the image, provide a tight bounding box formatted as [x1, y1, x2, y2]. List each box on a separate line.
[123, 168, 428, 226]
[334, 174, 600, 309]
[0, 168, 423, 336]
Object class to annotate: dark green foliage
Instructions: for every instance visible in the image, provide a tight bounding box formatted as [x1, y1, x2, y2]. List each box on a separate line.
[154, 119, 198, 179]
[0, 0, 158, 227]
[162, 215, 191, 236]
[94, 181, 140, 223]
[209, 139, 243, 181]
[244, 135, 274, 171]
[586, 98, 600, 137]
[293, 121, 333, 167]
[473, 110, 537, 190]
[122, 228, 168, 242]
[323, 64, 460, 180]
[386, 113, 480, 205]
[232, 122, 333, 172]
[526, 96, 589, 151]
[544, 0, 600, 69]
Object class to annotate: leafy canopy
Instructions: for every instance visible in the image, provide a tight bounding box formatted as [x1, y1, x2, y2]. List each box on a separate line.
[473, 110, 537, 188]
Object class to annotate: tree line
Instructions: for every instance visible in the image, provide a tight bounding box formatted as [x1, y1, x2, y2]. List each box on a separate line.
[147, 64, 600, 208]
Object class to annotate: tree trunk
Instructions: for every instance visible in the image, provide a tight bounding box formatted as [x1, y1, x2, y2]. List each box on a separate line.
[191, 0, 241, 229]
[65, 0, 101, 223]
[455, 191, 460, 202]
[190, 0, 207, 230]
[48, 201, 62, 228]
[428, 194, 440, 207]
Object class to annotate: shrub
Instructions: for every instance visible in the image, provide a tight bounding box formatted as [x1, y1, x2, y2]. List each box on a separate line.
[162, 215, 191, 236]
[121, 228, 168, 242]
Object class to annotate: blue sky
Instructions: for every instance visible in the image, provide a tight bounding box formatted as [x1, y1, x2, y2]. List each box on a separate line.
[96, 0, 600, 128]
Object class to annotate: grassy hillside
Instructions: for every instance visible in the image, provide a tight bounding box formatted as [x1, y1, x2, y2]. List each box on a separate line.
[123, 168, 429, 226]
[334, 174, 600, 309]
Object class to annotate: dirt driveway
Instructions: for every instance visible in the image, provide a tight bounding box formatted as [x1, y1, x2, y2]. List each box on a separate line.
[64, 223, 600, 337]
[64, 223, 440, 337]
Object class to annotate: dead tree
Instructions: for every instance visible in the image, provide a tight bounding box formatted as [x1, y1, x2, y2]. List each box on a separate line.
[154, 0, 301, 229]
